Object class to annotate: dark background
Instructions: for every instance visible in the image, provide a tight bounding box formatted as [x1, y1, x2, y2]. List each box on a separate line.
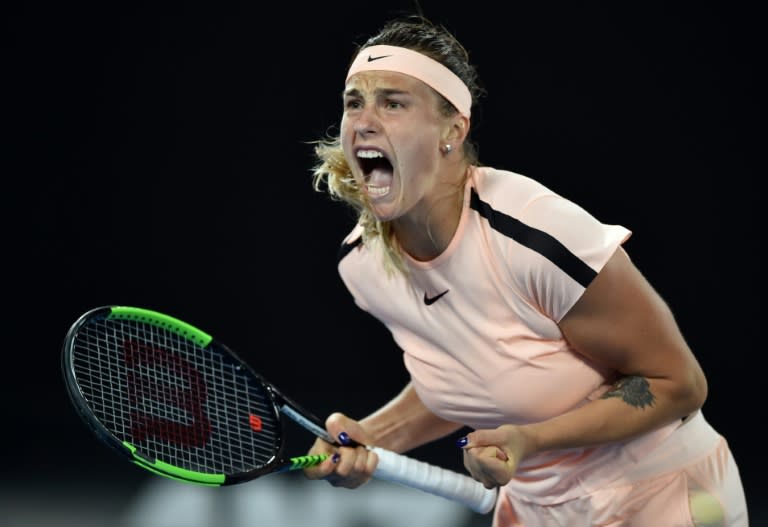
[4, 2, 763, 524]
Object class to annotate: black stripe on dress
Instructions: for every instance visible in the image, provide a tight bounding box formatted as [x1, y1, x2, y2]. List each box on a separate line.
[337, 234, 363, 264]
[469, 188, 597, 288]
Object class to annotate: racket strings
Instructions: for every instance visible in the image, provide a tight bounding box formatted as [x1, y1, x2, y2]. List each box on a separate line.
[71, 317, 281, 476]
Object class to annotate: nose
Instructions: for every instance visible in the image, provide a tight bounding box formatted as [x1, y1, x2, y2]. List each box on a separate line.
[352, 104, 380, 136]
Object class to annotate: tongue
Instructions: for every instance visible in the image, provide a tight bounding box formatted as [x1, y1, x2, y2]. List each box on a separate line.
[368, 167, 393, 187]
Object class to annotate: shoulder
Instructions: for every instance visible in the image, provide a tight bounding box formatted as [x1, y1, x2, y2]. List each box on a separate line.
[470, 166, 556, 214]
[470, 166, 616, 237]
[470, 166, 631, 291]
[469, 166, 582, 238]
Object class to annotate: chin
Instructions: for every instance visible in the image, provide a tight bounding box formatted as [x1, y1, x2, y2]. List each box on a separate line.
[369, 205, 398, 223]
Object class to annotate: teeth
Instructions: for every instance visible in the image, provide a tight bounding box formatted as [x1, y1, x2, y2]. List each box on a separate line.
[367, 185, 390, 197]
[357, 150, 384, 159]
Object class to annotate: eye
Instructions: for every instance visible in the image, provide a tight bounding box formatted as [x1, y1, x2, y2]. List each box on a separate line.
[344, 99, 363, 110]
[385, 100, 404, 110]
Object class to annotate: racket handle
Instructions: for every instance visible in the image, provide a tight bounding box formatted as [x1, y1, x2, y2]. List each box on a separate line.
[369, 446, 497, 514]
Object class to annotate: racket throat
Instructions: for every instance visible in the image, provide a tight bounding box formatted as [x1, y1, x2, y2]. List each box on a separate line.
[279, 404, 334, 444]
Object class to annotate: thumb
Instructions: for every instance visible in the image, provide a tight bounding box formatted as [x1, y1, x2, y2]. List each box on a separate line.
[458, 428, 508, 449]
[325, 412, 371, 446]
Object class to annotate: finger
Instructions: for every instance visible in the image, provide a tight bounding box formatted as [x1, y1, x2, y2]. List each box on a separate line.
[325, 412, 352, 437]
[303, 451, 339, 480]
[464, 447, 513, 487]
[357, 446, 378, 475]
[490, 446, 508, 461]
[303, 439, 338, 480]
[325, 413, 355, 445]
[462, 452, 498, 489]
[464, 443, 508, 461]
[325, 447, 373, 489]
[334, 445, 371, 476]
[325, 412, 373, 446]
[458, 428, 507, 449]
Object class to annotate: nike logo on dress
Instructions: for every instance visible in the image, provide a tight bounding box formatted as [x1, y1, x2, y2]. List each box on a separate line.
[367, 54, 392, 62]
[423, 290, 449, 305]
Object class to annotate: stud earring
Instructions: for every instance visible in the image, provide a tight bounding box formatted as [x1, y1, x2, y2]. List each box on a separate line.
[442, 143, 453, 154]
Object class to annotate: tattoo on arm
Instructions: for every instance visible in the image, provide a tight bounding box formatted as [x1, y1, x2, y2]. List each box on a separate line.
[601, 376, 655, 409]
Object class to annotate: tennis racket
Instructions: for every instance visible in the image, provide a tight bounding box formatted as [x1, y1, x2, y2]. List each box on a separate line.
[61, 305, 497, 514]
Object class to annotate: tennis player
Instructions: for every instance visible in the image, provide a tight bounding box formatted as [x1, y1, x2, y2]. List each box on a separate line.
[303, 14, 749, 526]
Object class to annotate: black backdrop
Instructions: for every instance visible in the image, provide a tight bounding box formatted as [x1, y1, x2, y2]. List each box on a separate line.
[4, 1, 763, 520]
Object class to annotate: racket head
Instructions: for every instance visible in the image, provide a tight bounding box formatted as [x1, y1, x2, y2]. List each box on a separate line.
[61, 306, 303, 486]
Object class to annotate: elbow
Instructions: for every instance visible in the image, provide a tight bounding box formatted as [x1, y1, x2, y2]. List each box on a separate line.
[692, 369, 709, 410]
[677, 366, 709, 416]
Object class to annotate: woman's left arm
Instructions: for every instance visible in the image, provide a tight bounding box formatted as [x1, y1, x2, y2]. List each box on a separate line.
[461, 247, 708, 487]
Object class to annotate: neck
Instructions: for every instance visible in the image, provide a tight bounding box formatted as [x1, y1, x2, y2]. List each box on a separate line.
[394, 163, 470, 261]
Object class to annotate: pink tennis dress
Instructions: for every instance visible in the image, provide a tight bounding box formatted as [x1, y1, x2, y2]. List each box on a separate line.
[337, 166, 747, 526]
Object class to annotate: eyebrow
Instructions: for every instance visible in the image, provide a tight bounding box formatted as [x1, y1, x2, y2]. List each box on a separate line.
[342, 87, 410, 99]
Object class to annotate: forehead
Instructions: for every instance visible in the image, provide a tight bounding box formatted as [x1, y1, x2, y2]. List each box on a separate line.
[344, 70, 434, 98]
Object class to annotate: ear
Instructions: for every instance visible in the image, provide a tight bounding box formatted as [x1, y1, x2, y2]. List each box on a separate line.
[443, 114, 470, 145]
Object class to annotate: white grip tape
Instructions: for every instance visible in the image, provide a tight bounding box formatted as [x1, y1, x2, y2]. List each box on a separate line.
[369, 446, 498, 514]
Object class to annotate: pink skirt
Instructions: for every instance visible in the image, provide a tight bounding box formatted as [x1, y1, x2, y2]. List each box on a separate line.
[493, 412, 748, 526]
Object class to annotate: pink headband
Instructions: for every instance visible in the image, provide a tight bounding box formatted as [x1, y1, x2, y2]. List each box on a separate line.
[346, 45, 472, 118]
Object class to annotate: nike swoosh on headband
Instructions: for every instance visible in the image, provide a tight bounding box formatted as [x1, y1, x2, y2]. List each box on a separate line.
[348, 45, 471, 118]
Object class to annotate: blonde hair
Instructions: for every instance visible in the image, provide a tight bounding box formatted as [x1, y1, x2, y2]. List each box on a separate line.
[311, 137, 407, 275]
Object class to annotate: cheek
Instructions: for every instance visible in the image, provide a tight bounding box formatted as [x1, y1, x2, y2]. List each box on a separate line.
[339, 117, 357, 169]
[340, 113, 351, 133]
[340, 117, 351, 147]
[399, 133, 438, 172]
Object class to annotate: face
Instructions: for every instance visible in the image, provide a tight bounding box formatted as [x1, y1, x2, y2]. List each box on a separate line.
[341, 70, 450, 223]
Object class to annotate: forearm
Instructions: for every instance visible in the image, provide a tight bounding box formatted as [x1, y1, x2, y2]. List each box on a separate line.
[525, 248, 710, 455]
[361, 382, 463, 453]
[519, 374, 704, 455]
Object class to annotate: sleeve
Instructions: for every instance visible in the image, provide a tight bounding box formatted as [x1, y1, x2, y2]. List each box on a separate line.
[337, 223, 372, 312]
[506, 194, 631, 322]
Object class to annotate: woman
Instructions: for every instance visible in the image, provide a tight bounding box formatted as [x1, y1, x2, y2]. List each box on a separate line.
[304, 14, 748, 526]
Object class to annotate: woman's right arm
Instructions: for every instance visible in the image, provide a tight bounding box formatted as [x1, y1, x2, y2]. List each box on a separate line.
[303, 381, 463, 488]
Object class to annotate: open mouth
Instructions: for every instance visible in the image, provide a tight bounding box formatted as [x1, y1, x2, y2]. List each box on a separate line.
[356, 149, 393, 199]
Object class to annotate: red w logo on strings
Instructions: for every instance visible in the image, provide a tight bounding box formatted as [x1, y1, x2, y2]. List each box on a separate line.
[124, 340, 211, 448]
